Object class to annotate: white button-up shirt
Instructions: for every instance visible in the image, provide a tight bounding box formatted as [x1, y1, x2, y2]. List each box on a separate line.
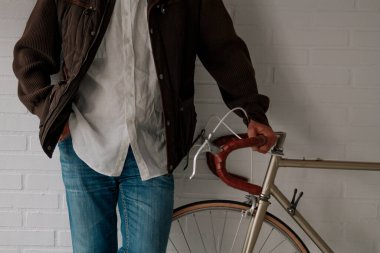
[68, 0, 168, 180]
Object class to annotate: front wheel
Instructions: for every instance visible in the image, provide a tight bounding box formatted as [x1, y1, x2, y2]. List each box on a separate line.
[167, 200, 309, 253]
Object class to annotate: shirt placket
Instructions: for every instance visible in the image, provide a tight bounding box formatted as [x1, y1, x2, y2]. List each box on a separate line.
[116, 0, 136, 169]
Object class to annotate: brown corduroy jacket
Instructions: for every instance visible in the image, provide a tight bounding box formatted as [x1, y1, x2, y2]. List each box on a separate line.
[13, 0, 270, 173]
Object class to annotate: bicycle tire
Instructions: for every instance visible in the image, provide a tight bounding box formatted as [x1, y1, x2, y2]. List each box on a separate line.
[167, 200, 309, 253]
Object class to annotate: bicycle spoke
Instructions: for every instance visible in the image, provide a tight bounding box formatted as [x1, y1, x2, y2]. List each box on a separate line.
[218, 210, 228, 253]
[168, 201, 308, 253]
[209, 211, 218, 253]
[193, 213, 208, 253]
[259, 227, 274, 253]
[268, 239, 287, 253]
[168, 237, 179, 253]
[177, 219, 192, 253]
[229, 212, 245, 253]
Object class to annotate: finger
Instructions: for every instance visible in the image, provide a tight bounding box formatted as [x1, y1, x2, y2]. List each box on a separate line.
[247, 121, 257, 138]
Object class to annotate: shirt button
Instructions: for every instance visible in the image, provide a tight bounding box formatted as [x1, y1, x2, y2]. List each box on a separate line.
[90, 31, 96, 36]
[166, 120, 170, 126]
[150, 28, 154, 34]
[47, 145, 52, 151]
[159, 74, 164, 80]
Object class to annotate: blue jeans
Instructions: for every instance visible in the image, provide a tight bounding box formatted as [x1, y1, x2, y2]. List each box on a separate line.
[58, 136, 174, 253]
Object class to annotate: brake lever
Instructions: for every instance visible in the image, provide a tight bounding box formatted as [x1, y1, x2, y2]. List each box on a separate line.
[190, 136, 222, 180]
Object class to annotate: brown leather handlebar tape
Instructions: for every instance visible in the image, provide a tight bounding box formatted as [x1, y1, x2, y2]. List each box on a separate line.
[206, 134, 266, 195]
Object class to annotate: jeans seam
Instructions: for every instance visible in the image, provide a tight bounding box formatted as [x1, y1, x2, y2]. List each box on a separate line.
[121, 189, 129, 252]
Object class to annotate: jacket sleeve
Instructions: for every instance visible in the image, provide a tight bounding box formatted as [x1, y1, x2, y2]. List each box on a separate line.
[12, 0, 61, 122]
[196, 0, 270, 126]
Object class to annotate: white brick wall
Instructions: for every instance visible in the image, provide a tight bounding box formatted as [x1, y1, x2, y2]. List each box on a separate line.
[1, 0, 380, 252]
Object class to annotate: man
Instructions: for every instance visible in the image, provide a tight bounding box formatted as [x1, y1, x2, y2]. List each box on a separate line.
[13, 0, 276, 252]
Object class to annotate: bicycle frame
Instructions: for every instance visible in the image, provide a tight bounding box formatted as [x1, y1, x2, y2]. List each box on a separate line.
[242, 133, 380, 253]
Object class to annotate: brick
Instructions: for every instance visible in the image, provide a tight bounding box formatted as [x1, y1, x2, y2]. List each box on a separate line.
[316, 0, 356, 10]
[251, 47, 309, 65]
[0, 212, 22, 227]
[339, 169, 380, 186]
[282, 143, 346, 160]
[276, 179, 342, 199]
[272, 0, 355, 10]
[194, 66, 215, 83]
[0, 230, 54, 246]
[0, 96, 27, 113]
[0, 174, 22, 189]
[271, 103, 348, 126]
[296, 86, 380, 104]
[350, 105, 380, 126]
[30, 135, 44, 152]
[344, 183, 380, 199]
[311, 49, 380, 66]
[235, 6, 312, 27]
[0, 19, 27, 38]
[346, 144, 380, 162]
[296, 199, 377, 222]
[314, 12, 380, 27]
[0, 115, 39, 131]
[26, 212, 69, 228]
[0, 249, 19, 253]
[0, 58, 13, 76]
[353, 68, 380, 88]
[330, 240, 374, 253]
[275, 66, 350, 85]
[0, 193, 59, 208]
[25, 174, 64, 191]
[260, 85, 308, 104]
[357, 0, 380, 10]
[273, 29, 348, 46]
[0, 39, 17, 57]
[345, 220, 380, 242]
[310, 125, 380, 144]
[352, 31, 380, 47]
[56, 231, 72, 247]
[0, 135, 26, 151]
[235, 25, 271, 46]
[0, 155, 60, 171]
[0, 77, 17, 95]
[0, 0, 36, 18]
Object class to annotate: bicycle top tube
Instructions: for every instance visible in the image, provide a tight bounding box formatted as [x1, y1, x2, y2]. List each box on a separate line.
[206, 133, 267, 195]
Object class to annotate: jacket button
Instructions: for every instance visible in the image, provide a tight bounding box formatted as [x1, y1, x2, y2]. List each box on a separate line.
[159, 74, 164, 80]
[90, 31, 96, 36]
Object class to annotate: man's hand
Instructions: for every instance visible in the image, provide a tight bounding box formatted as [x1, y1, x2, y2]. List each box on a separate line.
[59, 121, 70, 142]
[247, 120, 277, 153]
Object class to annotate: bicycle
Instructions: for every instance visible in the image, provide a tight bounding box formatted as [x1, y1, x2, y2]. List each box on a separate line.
[166, 108, 380, 253]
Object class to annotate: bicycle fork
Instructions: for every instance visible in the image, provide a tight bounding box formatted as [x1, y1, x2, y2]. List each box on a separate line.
[242, 153, 280, 253]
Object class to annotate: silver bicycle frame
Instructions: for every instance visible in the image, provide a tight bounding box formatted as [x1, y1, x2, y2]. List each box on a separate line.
[242, 133, 380, 253]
